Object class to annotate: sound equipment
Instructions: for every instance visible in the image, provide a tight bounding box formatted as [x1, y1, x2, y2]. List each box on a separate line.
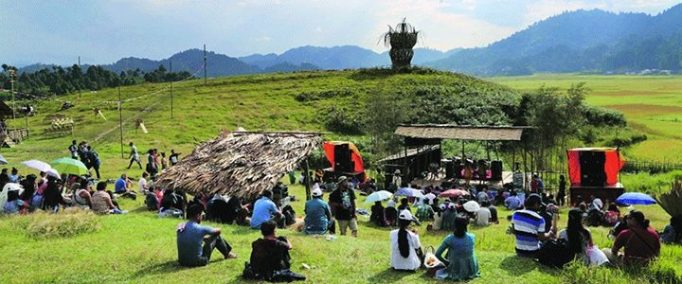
[579, 151, 606, 186]
[491, 161, 503, 181]
[333, 143, 354, 173]
[444, 159, 455, 178]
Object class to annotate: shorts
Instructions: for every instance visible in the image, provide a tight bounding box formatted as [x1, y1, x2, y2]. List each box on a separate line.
[337, 218, 358, 235]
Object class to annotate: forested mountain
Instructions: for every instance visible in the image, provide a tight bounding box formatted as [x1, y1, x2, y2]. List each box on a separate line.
[426, 4, 682, 75]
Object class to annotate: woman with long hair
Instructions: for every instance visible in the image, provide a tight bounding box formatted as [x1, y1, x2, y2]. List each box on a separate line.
[558, 208, 608, 266]
[389, 210, 422, 271]
[434, 215, 480, 281]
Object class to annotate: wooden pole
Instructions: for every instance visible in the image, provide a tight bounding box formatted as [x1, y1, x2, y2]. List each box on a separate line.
[170, 60, 173, 119]
[304, 158, 312, 201]
[118, 87, 124, 159]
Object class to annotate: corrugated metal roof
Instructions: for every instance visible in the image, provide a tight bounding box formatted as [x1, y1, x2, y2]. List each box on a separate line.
[395, 124, 527, 141]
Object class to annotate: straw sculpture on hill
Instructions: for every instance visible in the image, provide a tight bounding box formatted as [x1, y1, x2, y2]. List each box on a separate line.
[382, 18, 419, 70]
[155, 132, 322, 200]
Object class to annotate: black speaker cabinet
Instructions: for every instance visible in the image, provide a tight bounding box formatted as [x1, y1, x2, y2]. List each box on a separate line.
[333, 144, 354, 173]
[579, 151, 606, 186]
[444, 160, 455, 178]
[491, 161, 503, 181]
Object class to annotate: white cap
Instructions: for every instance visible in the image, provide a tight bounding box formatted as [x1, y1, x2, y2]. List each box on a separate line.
[387, 200, 396, 208]
[398, 209, 416, 221]
[312, 188, 323, 197]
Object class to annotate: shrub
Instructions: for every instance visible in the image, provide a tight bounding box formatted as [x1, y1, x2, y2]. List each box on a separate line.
[322, 106, 363, 135]
[25, 208, 101, 239]
[583, 106, 627, 127]
[295, 89, 355, 102]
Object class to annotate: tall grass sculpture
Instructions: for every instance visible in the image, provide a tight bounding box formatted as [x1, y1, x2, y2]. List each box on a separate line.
[656, 178, 682, 218]
[382, 18, 419, 70]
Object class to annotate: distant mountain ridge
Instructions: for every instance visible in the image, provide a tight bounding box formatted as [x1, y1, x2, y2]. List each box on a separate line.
[426, 4, 682, 75]
[16, 4, 682, 76]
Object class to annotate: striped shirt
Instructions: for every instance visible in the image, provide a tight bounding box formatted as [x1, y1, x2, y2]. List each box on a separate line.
[511, 209, 546, 256]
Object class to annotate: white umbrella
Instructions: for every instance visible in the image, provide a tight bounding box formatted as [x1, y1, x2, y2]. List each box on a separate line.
[3, 183, 24, 196]
[0, 154, 7, 165]
[45, 168, 61, 178]
[365, 190, 393, 203]
[411, 189, 425, 199]
[0, 186, 7, 209]
[463, 200, 481, 213]
[21, 160, 52, 173]
[424, 193, 437, 204]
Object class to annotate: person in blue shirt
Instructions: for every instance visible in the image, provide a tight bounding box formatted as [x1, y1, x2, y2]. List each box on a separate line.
[114, 174, 136, 199]
[504, 191, 522, 210]
[9, 167, 19, 183]
[250, 190, 282, 229]
[304, 187, 333, 235]
[177, 204, 236, 267]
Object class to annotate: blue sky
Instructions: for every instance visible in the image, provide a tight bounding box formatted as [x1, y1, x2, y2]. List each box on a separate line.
[1, 0, 679, 66]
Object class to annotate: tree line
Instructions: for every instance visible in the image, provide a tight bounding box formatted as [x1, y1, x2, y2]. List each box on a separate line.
[0, 64, 191, 98]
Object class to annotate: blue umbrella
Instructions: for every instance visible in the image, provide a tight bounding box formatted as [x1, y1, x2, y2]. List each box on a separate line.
[616, 192, 656, 205]
[395, 187, 425, 199]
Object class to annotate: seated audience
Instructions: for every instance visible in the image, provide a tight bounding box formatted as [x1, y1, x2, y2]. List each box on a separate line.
[248, 220, 305, 282]
[177, 204, 236, 267]
[3, 190, 24, 214]
[91, 182, 126, 214]
[435, 215, 480, 281]
[604, 210, 660, 266]
[370, 201, 387, 227]
[385, 200, 398, 227]
[250, 190, 282, 229]
[504, 192, 522, 210]
[415, 199, 435, 222]
[114, 174, 136, 199]
[73, 179, 93, 209]
[390, 210, 422, 271]
[304, 188, 334, 235]
[511, 194, 555, 258]
[474, 202, 491, 227]
[558, 209, 608, 266]
[660, 216, 682, 245]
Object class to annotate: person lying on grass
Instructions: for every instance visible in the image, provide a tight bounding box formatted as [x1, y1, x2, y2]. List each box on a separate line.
[177, 203, 236, 267]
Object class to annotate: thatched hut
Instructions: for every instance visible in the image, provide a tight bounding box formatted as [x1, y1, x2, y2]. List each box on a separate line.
[155, 131, 322, 200]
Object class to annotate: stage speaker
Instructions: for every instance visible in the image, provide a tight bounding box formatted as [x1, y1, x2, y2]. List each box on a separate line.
[334, 144, 354, 173]
[579, 151, 606, 186]
[491, 161, 503, 181]
[444, 160, 455, 178]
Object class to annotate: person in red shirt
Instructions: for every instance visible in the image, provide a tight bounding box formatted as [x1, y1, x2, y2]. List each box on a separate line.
[604, 210, 660, 266]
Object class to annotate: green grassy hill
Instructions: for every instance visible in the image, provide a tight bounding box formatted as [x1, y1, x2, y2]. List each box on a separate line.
[1, 71, 681, 283]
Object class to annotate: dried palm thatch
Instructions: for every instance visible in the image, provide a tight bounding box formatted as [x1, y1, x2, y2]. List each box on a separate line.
[381, 18, 419, 70]
[155, 132, 322, 200]
[656, 178, 682, 218]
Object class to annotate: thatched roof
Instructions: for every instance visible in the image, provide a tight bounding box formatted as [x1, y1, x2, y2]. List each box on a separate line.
[0, 101, 13, 118]
[395, 124, 528, 141]
[155, 132, 322, 199]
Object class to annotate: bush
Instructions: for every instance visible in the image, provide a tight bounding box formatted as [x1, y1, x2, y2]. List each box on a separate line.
[295, 88, 355, 102]
[25, 208, 101, 239]
[322, 106, 363, 135]
[583, 106, 627, 127]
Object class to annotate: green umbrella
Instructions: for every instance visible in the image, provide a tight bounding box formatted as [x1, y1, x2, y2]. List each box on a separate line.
[51, 157, 88, 176]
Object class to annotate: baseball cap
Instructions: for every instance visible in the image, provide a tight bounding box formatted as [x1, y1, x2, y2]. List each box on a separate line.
[312, 188, 323, 197]
[337, 176, 348, 183]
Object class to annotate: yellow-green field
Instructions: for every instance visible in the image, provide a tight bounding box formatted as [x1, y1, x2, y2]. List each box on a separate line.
[492, 74, 682, 163]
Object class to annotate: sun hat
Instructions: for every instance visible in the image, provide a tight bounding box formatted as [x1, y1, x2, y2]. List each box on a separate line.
[398, 209, 416, 221]
[337, 176, 348, 184]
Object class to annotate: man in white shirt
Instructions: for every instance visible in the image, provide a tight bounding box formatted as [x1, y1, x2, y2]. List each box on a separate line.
[139, 172, 149, 194]
[390, 210, 422, 271]
[475, 206, 491, 227]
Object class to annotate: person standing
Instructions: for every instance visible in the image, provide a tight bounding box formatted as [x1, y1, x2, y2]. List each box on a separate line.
[87, 145, 101, 179]
[160, 152, 168, 170]
[68, 140, 78, 160]
[169, 149, 181, 166]
[177, 204, 236, 267]
[390, 210, 422, 271]
[303, 188, 333, 235]
[557, 175, 566, 206]
[127, 142, 142, 169]
[329, 176, 358, 237]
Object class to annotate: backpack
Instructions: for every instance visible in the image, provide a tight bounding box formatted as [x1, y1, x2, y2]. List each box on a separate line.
[145, 193, 158, 211]
[538, 239, 574, 268]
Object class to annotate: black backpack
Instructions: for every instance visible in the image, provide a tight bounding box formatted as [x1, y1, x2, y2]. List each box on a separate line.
[538, 239, 574, 268]
[145, 193, 158, 211]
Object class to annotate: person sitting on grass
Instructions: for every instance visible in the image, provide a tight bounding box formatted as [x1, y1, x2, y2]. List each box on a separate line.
[434, 215, 480, 281]
[385, 199, 398, 227]
[73, 179, 93, 209]
[415, 199, 435, 223]
[371, 201, 387, 227]
[250, 190, 282, 229]
[91, 182, 126, 214]
[3, 190, 24, 214]
[660, 216, 682, 245]
[397, 197, 410, 212]
[304, 187, 334, 235]
[504, 191, 522, 210]
[114, 174, 136, 200]
[139, 172, 150, 195]
[474, 201, 492, 227]
[177, 204, 236, 267]
[248, 220, 305, 282]
[510, 194, 556, 258]
[558, 208, 609, 266]
[603, 210, 660, 266]
[390, 210, 423, 271]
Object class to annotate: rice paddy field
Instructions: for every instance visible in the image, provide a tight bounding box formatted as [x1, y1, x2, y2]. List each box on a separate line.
[492, 74, 682, 164]
[0, 71, 681, 283]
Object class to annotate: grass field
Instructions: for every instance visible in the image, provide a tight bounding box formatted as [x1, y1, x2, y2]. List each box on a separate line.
[492, 74, 682, 164]
[0, 71, 681, 283]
